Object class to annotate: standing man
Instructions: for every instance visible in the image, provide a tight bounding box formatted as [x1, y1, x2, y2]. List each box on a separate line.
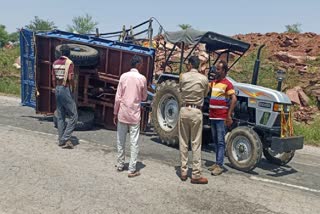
[113, 55, 147, 178]
[52, 44, 78, 149]
[208, 60, 237, 176]
[179, 56, 209, 184]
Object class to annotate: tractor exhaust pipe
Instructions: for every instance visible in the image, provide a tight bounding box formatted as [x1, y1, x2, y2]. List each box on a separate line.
[251, 44, 266, 85]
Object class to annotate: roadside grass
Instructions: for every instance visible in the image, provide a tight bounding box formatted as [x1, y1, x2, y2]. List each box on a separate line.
[0, 76, 20, 95]
[229, 48, 278, 90]
[0, 47, 20, 96]
[294, 120, 320, 147]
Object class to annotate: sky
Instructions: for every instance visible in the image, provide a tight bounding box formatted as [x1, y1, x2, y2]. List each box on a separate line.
[0, 0, 319, 36]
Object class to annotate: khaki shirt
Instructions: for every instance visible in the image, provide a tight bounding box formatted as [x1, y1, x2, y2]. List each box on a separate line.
[179, 69, 209, 106]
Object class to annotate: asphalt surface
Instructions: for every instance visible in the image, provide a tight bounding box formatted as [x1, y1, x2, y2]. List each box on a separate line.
[0, 95, 319, 214]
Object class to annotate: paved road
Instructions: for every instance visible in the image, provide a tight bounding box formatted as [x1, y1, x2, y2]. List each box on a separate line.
[0, 95, 319, 214]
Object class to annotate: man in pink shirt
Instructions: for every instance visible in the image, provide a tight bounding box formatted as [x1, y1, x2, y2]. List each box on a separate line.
[113, 55, 147, 177]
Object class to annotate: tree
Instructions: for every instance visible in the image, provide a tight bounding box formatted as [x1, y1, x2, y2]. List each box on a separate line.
[8, 32, 19, 43]
[285, 23, 302, 33]
[178, 24, 192, 30]
[0, 25, 9, 47]
[67, 14, 98, 34]
[25, 16, 57, 31]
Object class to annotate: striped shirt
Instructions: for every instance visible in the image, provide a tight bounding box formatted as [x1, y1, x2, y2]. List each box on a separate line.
[52, 56, 74, 80]
[209, 78, 235, 120]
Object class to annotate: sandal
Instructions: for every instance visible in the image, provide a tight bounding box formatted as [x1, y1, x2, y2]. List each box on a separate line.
[128, 171, 141, 178]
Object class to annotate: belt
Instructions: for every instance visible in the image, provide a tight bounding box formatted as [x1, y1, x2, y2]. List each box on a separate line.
[56, 79, 64, 86]
[56, 79, 69, 86]
[183, 103, 202, 110]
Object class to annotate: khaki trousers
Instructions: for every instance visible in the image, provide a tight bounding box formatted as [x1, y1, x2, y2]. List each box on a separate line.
[178, 107, 203, 179]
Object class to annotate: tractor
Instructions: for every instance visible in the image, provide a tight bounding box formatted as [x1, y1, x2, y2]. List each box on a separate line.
[151, 28, 304, 171]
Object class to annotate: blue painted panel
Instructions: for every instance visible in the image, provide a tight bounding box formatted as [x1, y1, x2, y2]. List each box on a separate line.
[20, 29, 36, 108]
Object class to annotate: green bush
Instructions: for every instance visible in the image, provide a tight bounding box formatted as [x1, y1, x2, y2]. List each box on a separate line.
[294, 120, 320, 146]
[285, 23, 302, 33]
[229, 47, 277, 89]
[0, 47, 20, 77]
[0, 46, 20, 95]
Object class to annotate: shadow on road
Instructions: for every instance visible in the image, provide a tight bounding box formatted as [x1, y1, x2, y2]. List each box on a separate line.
[203, 155, 297, 177]
[136, 162, 146, 171]
[256, 159, 298, 177]
[121, 162, 146, 172]
[21, 115, 53, 122]
[174, 165, 190, 180]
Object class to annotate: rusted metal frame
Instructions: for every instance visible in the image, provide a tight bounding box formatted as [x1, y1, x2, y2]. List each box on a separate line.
[105, 48, 109, 76]
[132, 29, 149, 37]
[35, 36, 40, 113]
[96, 73, 119, 85]
[48, 39, 52, 112]
[148, 19, 153, 48]
[87, 98, 114, 108]
[132, 19, 152, 30]
[37, 86, 52, 90]
[83, 74, 90, 103]
[179, 42, 185, 74]
[119, 51, 123, 79]
[147, 57, 151, 83]
[89, 19, 152, 37]
[73, 66, 80, 107]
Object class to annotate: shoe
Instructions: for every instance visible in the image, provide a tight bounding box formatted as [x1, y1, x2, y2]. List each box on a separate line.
[211, 165, 224, 176]
[128, 171, 141, 178]
[191, 177, 208, 184]
[62, 140, 74, 149]
[208, 164, 219, 171]
[58, 142, 66, 147]
[180, 174, 188, 181]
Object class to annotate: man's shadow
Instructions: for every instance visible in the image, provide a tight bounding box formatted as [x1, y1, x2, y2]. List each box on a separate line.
[121, 161, 146, 172]
[174, 166, 191, 179]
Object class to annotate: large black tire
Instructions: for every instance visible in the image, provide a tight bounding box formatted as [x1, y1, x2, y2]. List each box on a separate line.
[152, 80, 182, 146]
[226, 127, 262, 172]
[53, 109, 94, 131]
[263, 148, 295, 166]
[55, 44, 99, 66]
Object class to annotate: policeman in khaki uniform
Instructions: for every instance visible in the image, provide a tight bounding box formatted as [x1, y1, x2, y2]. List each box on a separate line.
[179, 56, 209, 184]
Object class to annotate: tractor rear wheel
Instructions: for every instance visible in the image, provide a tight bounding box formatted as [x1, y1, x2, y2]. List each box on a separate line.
[152, 80, 182, 146]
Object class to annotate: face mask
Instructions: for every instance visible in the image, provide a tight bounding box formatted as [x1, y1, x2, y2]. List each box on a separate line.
[209, 66, 220, 80]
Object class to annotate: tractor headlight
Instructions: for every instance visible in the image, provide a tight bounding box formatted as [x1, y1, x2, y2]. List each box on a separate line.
[273, 103, 283, 112]
[273, 103, 291, 112]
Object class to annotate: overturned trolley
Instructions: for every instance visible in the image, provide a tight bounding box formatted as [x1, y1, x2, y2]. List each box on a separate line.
[20, 29, 155, 131]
